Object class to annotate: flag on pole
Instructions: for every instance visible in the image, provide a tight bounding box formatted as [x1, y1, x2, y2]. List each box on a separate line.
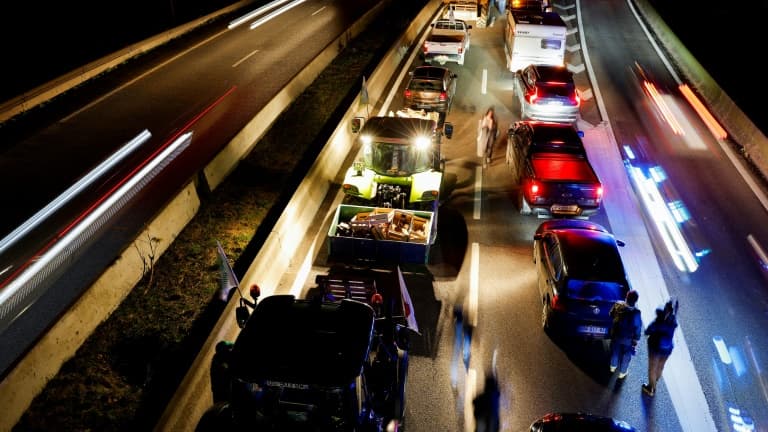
[397, 266, 419, 334]
[360, 76, 369, 105]
[216, 240, 239, 301]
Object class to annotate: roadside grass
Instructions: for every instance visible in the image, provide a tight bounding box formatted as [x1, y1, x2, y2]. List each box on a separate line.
[14, 1, 428, 431]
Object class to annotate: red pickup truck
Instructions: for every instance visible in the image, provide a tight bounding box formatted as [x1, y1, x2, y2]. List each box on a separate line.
[505, 121, 603, 218]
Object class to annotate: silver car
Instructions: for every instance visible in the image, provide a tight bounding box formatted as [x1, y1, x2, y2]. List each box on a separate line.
[404, 66, 458, 114]
[515, 64, 580, 124]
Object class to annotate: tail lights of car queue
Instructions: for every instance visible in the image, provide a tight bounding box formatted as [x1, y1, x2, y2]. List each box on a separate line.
[525, 86, 581, 107]
[403, 89, 449, 102]
[524, 181, 603, 205]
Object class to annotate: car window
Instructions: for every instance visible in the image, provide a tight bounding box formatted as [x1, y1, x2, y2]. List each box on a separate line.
[560, 236, 627, 283]
[410, 79, 442, 91]
[544, 235, 563, 281]
[566, 280, 625, 301]
[537, 82, 576, 98]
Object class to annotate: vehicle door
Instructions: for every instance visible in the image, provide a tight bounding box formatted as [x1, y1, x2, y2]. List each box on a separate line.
[510, 123, 532, 183]
[536, 232, 562, 300]
[518, 65, 536, 105]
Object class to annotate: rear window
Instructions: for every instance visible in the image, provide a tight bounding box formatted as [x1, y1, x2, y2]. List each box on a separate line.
[566, 280, 625, 301]
[541, 38, 562, 50]
[538, 82, 576, 98]
[409, 79, 443, 91]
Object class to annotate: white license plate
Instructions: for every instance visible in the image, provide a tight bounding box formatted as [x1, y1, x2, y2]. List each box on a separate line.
[551, 204, 578, 213]
[579, 325, 607, 335]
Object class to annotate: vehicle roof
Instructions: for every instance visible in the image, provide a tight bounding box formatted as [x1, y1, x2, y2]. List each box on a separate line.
[541, 222, 628, 284]
[361, 116, 437, 142]
[230, 295, 375, 387]
[523, 122, 585, 153]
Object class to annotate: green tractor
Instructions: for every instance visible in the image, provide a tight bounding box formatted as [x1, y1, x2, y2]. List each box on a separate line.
[342, 111, 453, 213]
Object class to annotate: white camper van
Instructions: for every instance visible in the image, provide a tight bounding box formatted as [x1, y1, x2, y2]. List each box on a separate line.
[504, 10, 566, 72]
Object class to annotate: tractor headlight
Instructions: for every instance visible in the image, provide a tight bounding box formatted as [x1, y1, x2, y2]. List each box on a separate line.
[414, 136, 430, 150]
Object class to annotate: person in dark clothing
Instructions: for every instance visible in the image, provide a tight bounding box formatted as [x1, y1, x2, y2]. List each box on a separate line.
[473, 373, 500, 432]
[642, 299, 678, 396]
[609, 290, 642, 379]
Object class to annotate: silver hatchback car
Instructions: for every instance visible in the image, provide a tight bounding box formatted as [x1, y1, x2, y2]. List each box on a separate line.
[404, 65, 458, 114]
[515, 64, 580, 124]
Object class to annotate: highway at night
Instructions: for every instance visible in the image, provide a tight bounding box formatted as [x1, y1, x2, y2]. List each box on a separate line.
[1, 0, 766, 431]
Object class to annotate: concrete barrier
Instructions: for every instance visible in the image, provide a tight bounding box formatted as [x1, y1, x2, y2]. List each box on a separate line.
[155, 1, 443, 430]
[0, 183, 200, 432]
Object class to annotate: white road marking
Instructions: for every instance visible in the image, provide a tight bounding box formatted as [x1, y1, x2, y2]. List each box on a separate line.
[232, 49, 260, 68]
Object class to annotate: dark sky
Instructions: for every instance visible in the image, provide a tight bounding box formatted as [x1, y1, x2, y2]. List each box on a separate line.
[1, 0, 242, 102]
[647, 0, 767, 135]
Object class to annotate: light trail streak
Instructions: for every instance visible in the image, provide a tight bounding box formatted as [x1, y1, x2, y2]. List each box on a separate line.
[0, 130, 151, 258]
[679, 84, 728, 140]
[250, 0, 307, 30]
[644, 80, 684, 135]
[228, 0, 296, 29]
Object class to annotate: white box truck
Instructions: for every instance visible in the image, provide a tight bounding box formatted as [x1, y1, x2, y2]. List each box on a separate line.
[504, 10, 566, 72]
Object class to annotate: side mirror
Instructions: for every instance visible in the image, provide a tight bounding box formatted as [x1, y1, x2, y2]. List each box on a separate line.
[616, 239, 626, 247]
[577, 130, 585, 138]
[353, 160, 364, 176]
[236, 304, 250, 328]
[533, 233, 543, 241]
[443, 122, 454, 139]
[351, 117, 364, 134]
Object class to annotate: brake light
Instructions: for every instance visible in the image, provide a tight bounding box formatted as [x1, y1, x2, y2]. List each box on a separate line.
[422, 42, 428, 53]
[525, 88, 538, 104]
[572, 89, 581, 107]
[439, 91, 447, 101]
[458, 46, 463, 54]
[596, 186, 603, 200]
[530, 181, 540, 197]
[404, 89, 412, 99]
[551, 294, 566, 311]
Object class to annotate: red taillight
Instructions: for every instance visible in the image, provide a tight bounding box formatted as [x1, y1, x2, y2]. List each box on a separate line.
[573, 89, 581, 106]
[422, 43, 428, 53]
[551, 294, 566, 311]
[458, 46, 463, 54]
[439, 91, 447, 101]
[596, 186, 603, 200]
[525, 89, 538, 104]
[530, 182, 539, 196]
[404, 89, 412, 99]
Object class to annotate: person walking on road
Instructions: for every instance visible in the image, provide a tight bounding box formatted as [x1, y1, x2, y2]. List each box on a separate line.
[473, 373, 500, 432]
[642, 299, 679, 396]
[609, 290, 642, 379]
[479, 107, 497, 167]
[451, 306, 473, 389]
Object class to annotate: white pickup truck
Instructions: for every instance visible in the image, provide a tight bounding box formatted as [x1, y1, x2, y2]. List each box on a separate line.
[422, 19, 472, 66]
